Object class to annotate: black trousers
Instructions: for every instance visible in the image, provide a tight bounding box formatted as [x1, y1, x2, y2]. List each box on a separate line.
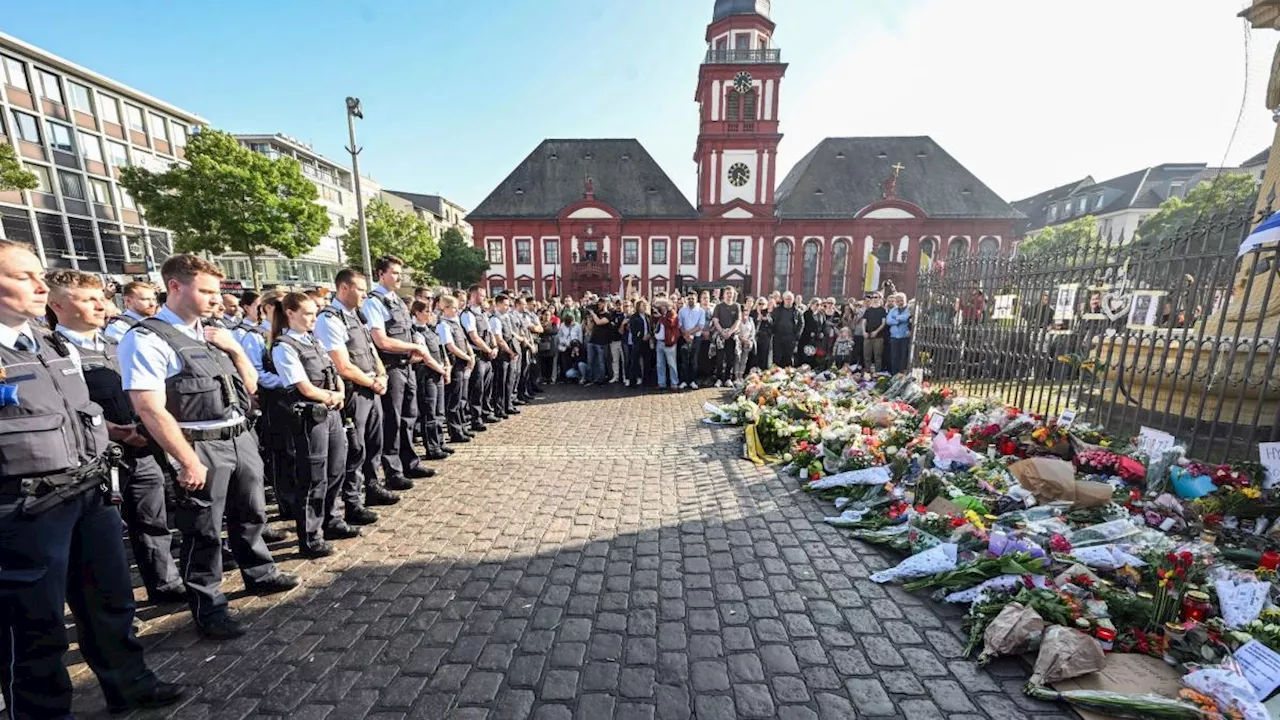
[493, 355, 513, 415]
[447, 367, 471, 439]
[289, 409, 347, 550]
[121, 447, 181, 596]
[521, 347, 539, 395]
[415, 366, 445, 454]
[469, 357, 493, 426]
[0, 486, 159, 718]
[380, 364, 418, 482]
[259, 395, 295, 518]
[773, 334, 796, 367]
[175, 430, 279, 624]
[716, 337, 739, 382]
[343, 386, 383, 508]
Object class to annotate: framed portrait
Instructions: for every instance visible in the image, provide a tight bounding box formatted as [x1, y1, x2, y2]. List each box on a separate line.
[992, 294, 1016, 320]
[1128, 290, 1163, 330]
[1053, 283, 1079, 323]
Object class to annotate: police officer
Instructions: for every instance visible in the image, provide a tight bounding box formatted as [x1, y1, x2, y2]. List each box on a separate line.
[514, 295, 543, 399]
[437, 295, 474, 443]
[45, 270, 186, 605]
[490, 295, 521, 418]
[220, 292, 242, 328]
[119, 255, 298, 641]
[0, 242, 183, 716]
[269, 292, 355, 558]
[103, 280, 159, 342]
[314, 269, 398, 520]
[362, 256, 434, 488]
[239, 289, 296, 524]
[231, 290, 261, 343]
[461, 285, 499, 432]
[410, 299, 450, 460]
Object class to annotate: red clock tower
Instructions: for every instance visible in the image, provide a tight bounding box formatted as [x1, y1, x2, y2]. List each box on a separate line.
[694, 0, 787, 215]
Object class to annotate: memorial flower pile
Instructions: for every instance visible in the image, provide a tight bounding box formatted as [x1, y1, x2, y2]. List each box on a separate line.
[711, 366, 1280, 718]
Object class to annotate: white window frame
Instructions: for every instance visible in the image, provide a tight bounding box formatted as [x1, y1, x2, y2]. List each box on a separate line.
[543, 239, 559, 265]
[11, 110, 40, 143]
[25, 164, 52, 193]
[515, 239, 531, 265]
[107, 140, 129, 167]
[35, 69, 62, 104]
[487, 239, 503, 264]
[99, 94, 120, 125]
[58, 170, 85, 200]
[46, 121, 74, 154]
[2, 56, 28, 91]
[77, 131, 102, 163]
[88, 178, 111, 205]
[67, 82, 93, 114]
[124, 104, 145, 133]
[652, 238, 667, 265]
[149, 113, 169, 143]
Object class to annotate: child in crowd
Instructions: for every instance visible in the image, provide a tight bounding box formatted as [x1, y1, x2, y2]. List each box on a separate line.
[831, 326, 856, 369]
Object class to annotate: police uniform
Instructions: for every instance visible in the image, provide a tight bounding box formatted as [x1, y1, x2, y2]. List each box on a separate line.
[102, 308, 145, 343]
[362, 287, 421, 488]
[517, 308, 539, 398]
[118, 307, 288, 629]
[316, 300, 398, 512]
[270, 330, 350, 554]
[438, 314, 472, 441]
[492, 309, 521, 417]
[411, 319, 447, 458]
[54, 325, 182, 602]
[0, 322, 179, 716]
[460, 305, 497, 430]
[239, 319, 295, 519]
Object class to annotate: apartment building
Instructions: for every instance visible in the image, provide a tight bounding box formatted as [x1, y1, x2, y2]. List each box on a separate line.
[232, 133, 381, 290]
[384, 190, 473, 242]
[0, 31, 204, 281]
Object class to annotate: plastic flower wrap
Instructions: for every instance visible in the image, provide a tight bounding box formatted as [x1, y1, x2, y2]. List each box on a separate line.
[869, 543, 958, 584]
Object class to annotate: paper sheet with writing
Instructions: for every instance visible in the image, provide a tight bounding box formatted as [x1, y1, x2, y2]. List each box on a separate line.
[1235, 639, 1280, 699]
[1261, 442, 1280, 490]
[1136, 426, 1176, 457]
[1057, 409, 1077, 429]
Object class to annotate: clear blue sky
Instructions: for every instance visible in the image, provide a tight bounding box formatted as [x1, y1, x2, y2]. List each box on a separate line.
[2, 0, 893, 210]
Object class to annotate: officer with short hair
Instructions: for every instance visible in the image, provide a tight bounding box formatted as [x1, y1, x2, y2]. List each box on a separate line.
[362, 256, 434, 488]
[490, 295, 520, 417]
[0, 241, 183, 716]
[119, 254, 298, 641]
[437, 295, 474, 443]
[315, 269, 399, 517]
[231, 290, 261, 343]
[103, 280, 159, 342]
[410, 299, 450, 460]
[461, 285, 498, 432]
[45, 270, 186, 605]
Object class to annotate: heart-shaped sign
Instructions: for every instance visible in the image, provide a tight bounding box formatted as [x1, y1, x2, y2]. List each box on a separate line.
[1100, 291, 1130, 321]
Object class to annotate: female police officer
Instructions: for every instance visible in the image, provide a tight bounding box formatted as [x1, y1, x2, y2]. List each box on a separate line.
[268, 292, 354, 558]
[0, 240, 182, 717]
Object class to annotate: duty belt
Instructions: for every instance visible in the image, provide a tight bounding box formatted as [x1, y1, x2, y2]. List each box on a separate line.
[13, 446, 123, 515]
[181, 420, 248, 442]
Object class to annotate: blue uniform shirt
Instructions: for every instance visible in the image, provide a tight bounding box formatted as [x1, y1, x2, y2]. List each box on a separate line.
[237, 320, 282, 390]
[102, 309, 145, 343]
[314, 298, 357, 353]
[271, 329, 315, 387]
[361, 286, 395, 333]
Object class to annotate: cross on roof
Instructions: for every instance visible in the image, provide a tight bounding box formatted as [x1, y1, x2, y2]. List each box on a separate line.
[891, 162, 906, 177]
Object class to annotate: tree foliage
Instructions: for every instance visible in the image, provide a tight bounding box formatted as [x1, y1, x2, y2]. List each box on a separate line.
[431, 226, 489, 289]
[0, 144, 38, 191]
[1136, 172, 1258, 242]
[118, 129, 329, 289]
[340, 198, 439, 282]
[1016, 215, 1101, 260]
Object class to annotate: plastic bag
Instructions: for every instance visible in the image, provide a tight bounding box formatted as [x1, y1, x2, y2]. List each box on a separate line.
[869, 543, 958, 584]
[1169, 466, 1216, 500]
[1030, 626, 1106, 685]
[932, 432, 982, 470]
[945, 575, 1049, 605]
[1067, 544, 1147, 570]
[980, 602, 1046, 663]
[862, 402, 898, 428]
[1214, 578, 1270, 629]
[1182, 662, 1268, 720]
[1068, 519, 1142, 548]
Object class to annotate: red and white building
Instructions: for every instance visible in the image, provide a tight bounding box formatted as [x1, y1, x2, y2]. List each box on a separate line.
[468, 0, 1022, 301]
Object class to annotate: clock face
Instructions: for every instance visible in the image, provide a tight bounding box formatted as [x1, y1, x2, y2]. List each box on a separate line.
[733, 71, 753, 94]
[728, 162, 751, 187]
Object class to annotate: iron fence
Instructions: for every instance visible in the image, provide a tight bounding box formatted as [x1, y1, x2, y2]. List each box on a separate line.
[912, 194, 1280, 463]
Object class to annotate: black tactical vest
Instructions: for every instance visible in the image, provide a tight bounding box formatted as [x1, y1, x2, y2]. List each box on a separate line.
[106, 314, 138, 336]
[372, 289, 412, 365]
[273, 335, 339, 393]
[53, 333, 134, 426]
[319, 304, 376, 374]
[415, 323, 446, 375]
[134, 318, 250, 424]
[0, 328, 109, 480]
[466, 306, 493, 352]
[441, 315, 469, 370]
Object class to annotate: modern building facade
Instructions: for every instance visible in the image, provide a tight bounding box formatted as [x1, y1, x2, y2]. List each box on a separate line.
[0, 31, 203, 281]
[233, 133, 382, 290]
[384, 190, 472, 243]
[467, 0, 1022, 300]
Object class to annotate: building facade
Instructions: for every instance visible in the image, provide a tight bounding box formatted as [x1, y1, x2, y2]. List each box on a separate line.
[467, 0, 1022, 300]
[232, 133, 382, 290]
[0, 31, 203, 281]
[385, 190, 472, 243]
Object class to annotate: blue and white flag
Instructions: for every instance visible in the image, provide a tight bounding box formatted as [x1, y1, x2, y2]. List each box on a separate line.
[1239, 210, 1280, 258]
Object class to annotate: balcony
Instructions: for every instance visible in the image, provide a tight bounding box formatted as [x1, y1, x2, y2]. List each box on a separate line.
[725, 122, 756, 133]
[569, 260, 611, 279]
[704, 48, 782, 64]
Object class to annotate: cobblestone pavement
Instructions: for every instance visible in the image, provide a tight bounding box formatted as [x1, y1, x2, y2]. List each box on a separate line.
[62, 385, 1074, 719]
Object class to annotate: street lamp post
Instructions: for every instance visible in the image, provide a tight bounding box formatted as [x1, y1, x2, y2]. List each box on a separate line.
[345, 97, 373, 276]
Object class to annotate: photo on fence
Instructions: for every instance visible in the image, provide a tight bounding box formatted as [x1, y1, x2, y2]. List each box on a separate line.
[1128, 290, 1163, 330]
[1082, 286, 1112, 320]
[992, 294, 1017, 320]
[1052, 283, 1078, 326]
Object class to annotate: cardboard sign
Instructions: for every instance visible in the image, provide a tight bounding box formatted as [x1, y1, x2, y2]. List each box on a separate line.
[1052, 653, 1183, 720]
[1057, 408, 1077, 429]
[1261, 442, 1280, 490]
[925, 497, 965, 517]
[1235, 639, 1280, 699]
[1136, 426, 1176, 457]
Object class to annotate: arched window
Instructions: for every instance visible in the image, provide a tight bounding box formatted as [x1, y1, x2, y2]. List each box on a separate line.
[920, 236, 938, 259]
[978, 236, 1000, 257]
[948, 236, 969, 258]
[726, 89, 757, 124]
[801, 240, 820, 298]
[875, 242, 893, 264]
[829, 240, 849, 298]
[772, 242, 792, 292]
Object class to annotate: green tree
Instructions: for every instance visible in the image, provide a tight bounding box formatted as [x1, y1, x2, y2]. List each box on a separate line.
[0, 144, 38, 191]
[1137, 172, 1258, 242]
[431, 226, 489, 289]
[118, 129, 329, 290]
[340, 198, 439, 282]
[1016, 215, 1101, 260]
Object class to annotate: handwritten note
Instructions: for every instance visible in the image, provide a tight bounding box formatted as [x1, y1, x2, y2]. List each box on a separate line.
[1136, 426, 1176, 457]
[1234, 639, 1280, 699]
[1260, 442, 1280, 489]
[1057, 408, 1077, 430]
[927, 413, 944, 433]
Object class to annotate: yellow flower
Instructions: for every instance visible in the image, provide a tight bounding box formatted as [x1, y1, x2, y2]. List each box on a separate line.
[1241, 487, 1262, 500]
[964, 510, 986, 531]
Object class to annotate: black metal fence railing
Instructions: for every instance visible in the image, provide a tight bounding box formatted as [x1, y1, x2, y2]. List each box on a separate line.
[912, 194, 1280, 462]
[704, 48, 782, 64]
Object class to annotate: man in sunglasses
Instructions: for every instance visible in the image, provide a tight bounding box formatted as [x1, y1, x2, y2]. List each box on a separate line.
[861, 292, 887, 372]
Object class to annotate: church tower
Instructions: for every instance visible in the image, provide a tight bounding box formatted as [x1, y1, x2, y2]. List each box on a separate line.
[694, 0, 787, 214]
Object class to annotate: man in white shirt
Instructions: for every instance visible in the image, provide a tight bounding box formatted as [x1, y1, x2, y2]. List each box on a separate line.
[103, 280, 159, 342]
[677, 293, 705, 389]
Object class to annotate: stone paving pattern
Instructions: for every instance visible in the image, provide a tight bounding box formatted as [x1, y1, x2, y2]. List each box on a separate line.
[63, 386, 1077, 719]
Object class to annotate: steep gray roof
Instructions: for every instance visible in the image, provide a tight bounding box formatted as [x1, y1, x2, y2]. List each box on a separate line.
[714, 0, 770, 21]
[1243, 147, 1270, 168]
[1011, 177, 1095, 234]
[468, 139, 697, 221]
[1016, 163, 1207, 234]
[775, 137, 1022, 220]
